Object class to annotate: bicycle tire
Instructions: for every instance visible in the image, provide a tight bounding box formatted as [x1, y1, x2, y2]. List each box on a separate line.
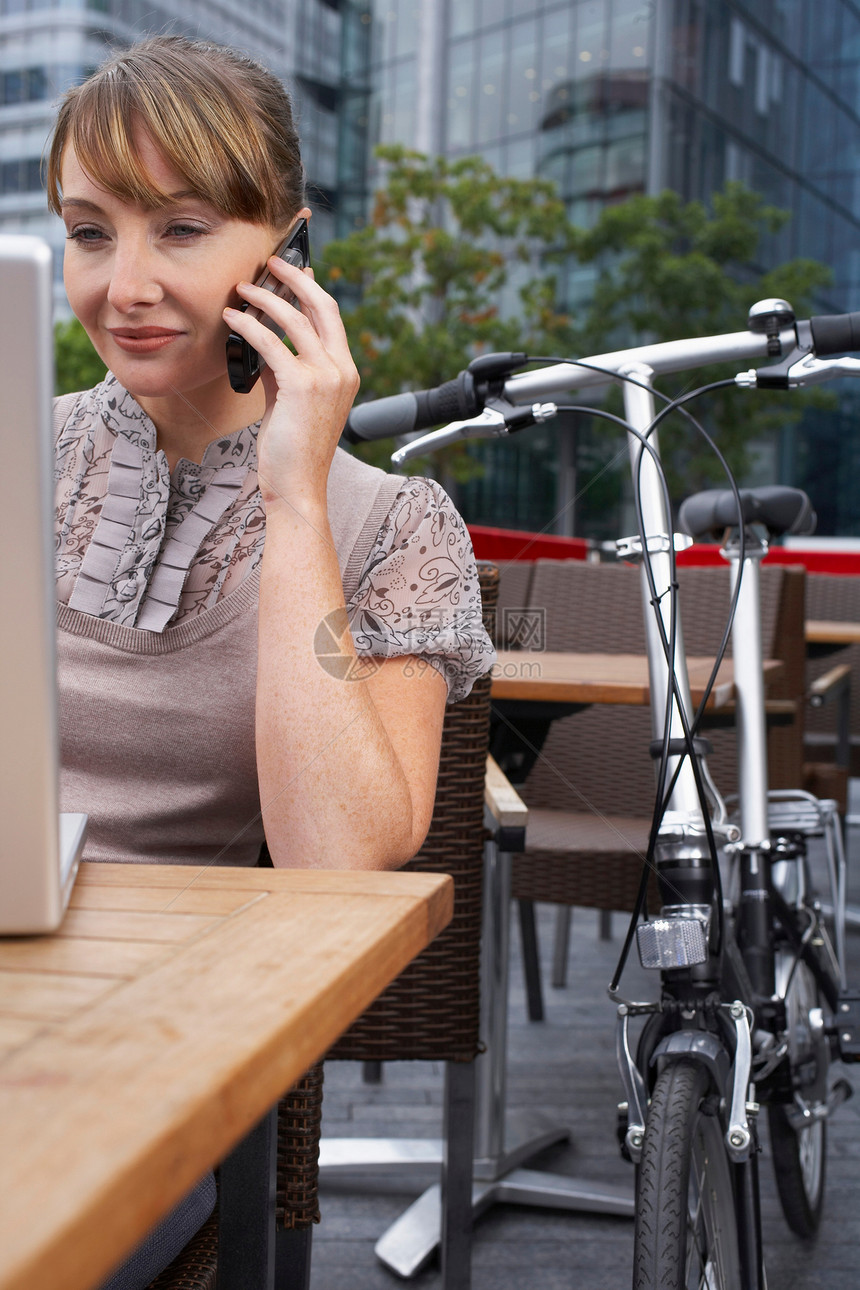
[634, 1059, 741, 1290]
[766, 957, 828, 1237]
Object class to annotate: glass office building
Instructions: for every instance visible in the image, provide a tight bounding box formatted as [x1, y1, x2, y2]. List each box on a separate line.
[343, 0, 860, 536]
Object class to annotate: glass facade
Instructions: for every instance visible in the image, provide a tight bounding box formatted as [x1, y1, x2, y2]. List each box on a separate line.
[345, 0, 860, 536]
[358, 0, 652, 208]
[656, 0, 860, 311]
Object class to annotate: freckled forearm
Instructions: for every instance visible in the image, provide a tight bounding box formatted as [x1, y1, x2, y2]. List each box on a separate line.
[255, 502, 417, 868]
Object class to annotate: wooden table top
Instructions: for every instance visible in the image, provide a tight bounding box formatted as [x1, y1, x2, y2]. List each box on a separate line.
[806, 619, 860, 646]
[490, 650, 782, 708]
[0, 863, 452, 1290]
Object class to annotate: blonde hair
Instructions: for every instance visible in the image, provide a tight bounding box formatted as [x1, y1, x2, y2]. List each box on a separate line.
[46, 35, 304, 228]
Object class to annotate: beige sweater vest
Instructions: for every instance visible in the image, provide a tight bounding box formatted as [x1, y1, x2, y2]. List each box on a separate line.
[56, 393, 403, 866]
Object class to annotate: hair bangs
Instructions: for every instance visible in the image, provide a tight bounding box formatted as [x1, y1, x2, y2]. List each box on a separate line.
[62, 95, 175, 211]
[47, 37, 303, 229]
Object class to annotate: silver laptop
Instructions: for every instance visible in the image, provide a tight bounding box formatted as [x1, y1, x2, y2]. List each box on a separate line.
[0, 235, 86, 933]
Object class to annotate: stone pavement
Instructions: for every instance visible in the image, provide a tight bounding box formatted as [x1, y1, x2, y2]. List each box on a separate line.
[312, 808, 860, 1290]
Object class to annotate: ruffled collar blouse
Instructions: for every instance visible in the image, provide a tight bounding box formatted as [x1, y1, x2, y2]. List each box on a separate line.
[54, 375, 495, 702]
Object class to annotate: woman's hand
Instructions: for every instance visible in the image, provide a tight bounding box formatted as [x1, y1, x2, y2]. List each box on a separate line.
[223, 257, 359, 509]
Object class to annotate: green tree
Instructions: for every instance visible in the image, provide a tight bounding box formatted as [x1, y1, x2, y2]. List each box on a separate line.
[54, 317, 106, 395]
[573, 183, 834, 497]
[318, 145, 579, 474]
[324, 153, 832, 509]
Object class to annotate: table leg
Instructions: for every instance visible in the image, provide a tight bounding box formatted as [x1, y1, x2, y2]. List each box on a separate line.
[441, 1060, 476, 1290]
[217, 1106, 277, 1290]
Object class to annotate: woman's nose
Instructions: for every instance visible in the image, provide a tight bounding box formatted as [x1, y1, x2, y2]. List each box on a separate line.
[106, 243, 164, 312]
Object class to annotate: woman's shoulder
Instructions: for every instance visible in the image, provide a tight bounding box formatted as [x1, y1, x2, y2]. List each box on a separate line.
[346, 471, 497, 703]
[52, 382, 112, 446]
[328, 444, 391, 491]
[53, 389, 87, 434]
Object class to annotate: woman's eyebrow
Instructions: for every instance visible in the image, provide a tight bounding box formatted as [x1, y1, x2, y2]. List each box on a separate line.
[60, 191, 206, 213]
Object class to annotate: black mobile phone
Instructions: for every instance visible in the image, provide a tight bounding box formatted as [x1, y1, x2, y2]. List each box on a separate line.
[226, 215, 311, 394]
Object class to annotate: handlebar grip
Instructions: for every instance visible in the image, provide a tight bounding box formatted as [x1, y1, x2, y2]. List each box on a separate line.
[809, 311, 860, 355]
[343, 371, 479, 443]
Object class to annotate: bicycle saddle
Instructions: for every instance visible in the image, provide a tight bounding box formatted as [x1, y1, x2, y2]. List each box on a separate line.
[678, 486, 816, 541]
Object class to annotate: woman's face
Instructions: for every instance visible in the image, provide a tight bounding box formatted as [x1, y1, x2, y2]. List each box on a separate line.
[60, 132, 281, 404]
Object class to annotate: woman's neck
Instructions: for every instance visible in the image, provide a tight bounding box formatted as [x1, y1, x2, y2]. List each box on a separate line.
[137, 379, 268, 471]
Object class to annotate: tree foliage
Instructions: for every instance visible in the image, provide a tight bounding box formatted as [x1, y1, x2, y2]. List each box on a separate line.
[50, 165, 832, 512]
[54, 317, 106, 395]
[322, 150, 833, 505]
[318, 146, 578, 474]
[573, 183, 834, 496]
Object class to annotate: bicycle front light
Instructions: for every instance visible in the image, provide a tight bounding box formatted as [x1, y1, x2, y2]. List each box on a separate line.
[636, 906, 711, 969]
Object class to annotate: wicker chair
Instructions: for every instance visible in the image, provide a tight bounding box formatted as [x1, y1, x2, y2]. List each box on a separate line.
[805, 571, 860, 794]
[143, 1063, 324, 1290]
[499, 558, 807, 1015]
[321, 563, 499, 1290]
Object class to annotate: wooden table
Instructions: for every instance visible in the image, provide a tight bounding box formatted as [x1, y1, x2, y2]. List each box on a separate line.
[806, 619, 860, 647]
[491, 650, 780, 708]
[489, 651, 784, 787]
[0, 862, 452, 1290]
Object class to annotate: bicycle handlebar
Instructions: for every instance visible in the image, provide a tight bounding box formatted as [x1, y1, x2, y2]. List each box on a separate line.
[343, 370, 481, 442]
[809, 311, 860, 355]
[342, 305, 860, 449]
[343, 329, 780, 442]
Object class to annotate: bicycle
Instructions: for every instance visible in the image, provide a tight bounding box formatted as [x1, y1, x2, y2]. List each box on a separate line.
[344, 299, 860, 1290]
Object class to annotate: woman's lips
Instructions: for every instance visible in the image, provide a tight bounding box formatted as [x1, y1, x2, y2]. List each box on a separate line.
[108, 328, 183, 353]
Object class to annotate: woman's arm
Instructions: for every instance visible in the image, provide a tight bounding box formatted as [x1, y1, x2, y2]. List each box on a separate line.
[224, 260, 448, 869]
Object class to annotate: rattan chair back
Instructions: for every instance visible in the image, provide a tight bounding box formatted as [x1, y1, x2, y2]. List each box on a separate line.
[805, 571, 860, 777]
[521, 559, 802, 818]
[494, 561, 536, 647]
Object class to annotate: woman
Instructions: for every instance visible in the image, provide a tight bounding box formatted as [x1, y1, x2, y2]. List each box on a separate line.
[45, 34, 494, 1286]
[46, 35, 494, 876]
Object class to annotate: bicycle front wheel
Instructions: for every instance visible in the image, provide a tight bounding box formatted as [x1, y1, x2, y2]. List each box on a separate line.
[634, 1059, 741, 1290]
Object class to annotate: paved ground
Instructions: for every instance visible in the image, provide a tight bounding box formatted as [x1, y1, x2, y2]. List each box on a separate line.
[312, 796, 860, 1290]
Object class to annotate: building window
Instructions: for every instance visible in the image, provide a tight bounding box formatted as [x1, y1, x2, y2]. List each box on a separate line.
[0, 0, 54, 11]
[0, 158, 43, 194]
[0, 66, 48, 104]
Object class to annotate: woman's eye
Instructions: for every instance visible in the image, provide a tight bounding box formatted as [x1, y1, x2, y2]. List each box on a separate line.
[67, 226, 106, 246]
[166, 223, 207, 240]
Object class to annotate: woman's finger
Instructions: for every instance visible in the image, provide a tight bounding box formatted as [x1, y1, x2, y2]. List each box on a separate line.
[247, 258, 353, 361]
[223, 302, 303, 377]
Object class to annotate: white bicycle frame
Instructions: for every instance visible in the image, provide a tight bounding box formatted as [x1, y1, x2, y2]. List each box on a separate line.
[394, 323, 857, 956]
[501, 329, 785, 839]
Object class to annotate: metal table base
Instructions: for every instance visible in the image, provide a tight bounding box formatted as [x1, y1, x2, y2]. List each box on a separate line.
[319, 841, 634, 1278]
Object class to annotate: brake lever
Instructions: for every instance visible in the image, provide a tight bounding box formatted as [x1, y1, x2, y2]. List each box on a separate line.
[391, 398, 557, 466]
[736, 339, 860, 389]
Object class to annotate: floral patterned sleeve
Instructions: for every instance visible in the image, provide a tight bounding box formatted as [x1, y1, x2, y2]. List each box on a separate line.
[346, 477, 497, 703]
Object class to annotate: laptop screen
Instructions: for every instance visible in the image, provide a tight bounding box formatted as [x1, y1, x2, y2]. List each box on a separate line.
[0, 236, 85, 932]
